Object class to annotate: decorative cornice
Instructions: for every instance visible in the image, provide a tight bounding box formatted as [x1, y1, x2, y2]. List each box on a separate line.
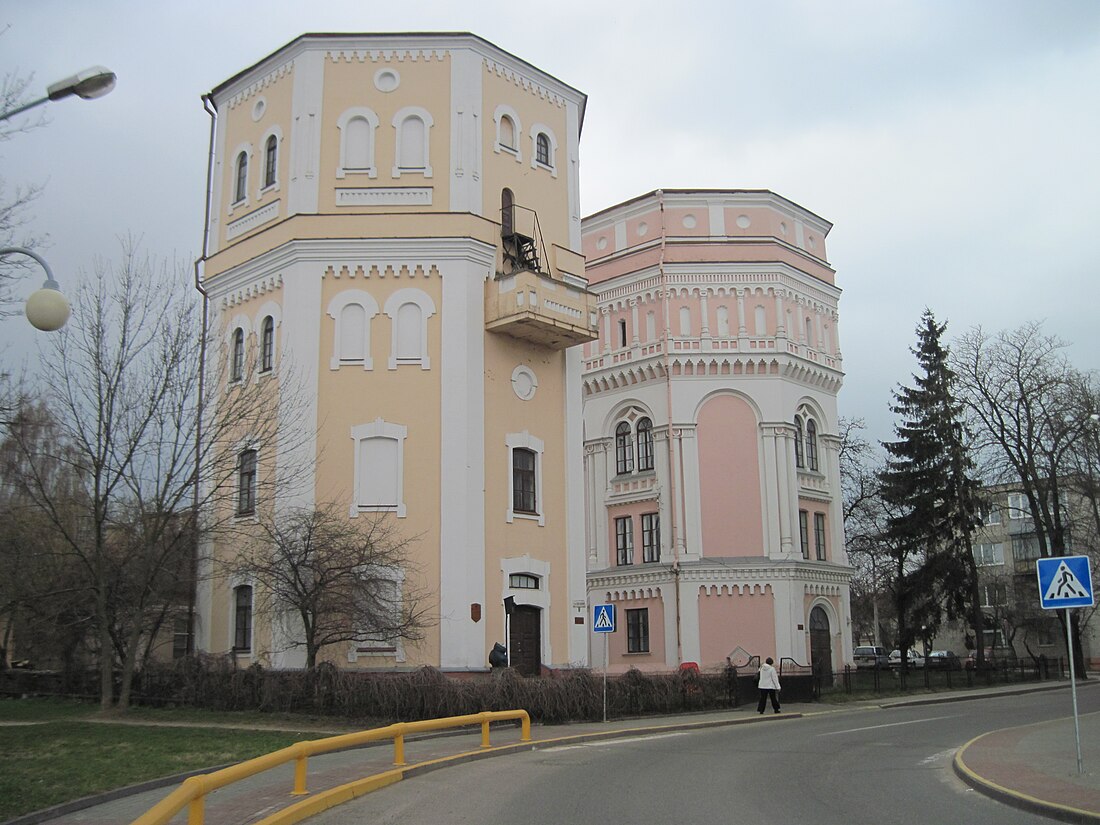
[335, 187, 433, 207]
[226, 200, 281, 241]
[483, 58, 566, 107]
[224, 64, 293, 109]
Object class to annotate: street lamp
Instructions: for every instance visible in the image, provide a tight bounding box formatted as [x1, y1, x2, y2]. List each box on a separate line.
[0, 66, 117, 122]
[0, 247, 70, 331]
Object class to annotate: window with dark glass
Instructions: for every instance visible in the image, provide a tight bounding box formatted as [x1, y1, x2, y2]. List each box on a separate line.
[172, 617, 191, 659]
[618, 319, 628, 348]
[799, 510, 809, 559]
[626, 608, 649, 653]
[260, 316, 274, 373]
[237, 449, 257, 516]
[536, 133, 550, 166]
[814, 512, 826, 560]
[636, 418, 654, 471]
[231, 328, 245, 382]
[512, 447, 536, 513]
[615, 516, 633, 566]
[233, 585, 252, 651]
[234, 151, 248, 203]
[642, 512, 660, 563]
[794, 417, 805, 468]
[264, 135, 277, 188]
[615, 421, 634, 474]
[806, 419, 819, 471]
[509, 573, 540, 589]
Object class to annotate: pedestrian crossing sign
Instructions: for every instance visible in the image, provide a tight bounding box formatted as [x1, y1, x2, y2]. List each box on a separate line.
[1037, 555, 1094, 609]
[592, 604, 616, 633]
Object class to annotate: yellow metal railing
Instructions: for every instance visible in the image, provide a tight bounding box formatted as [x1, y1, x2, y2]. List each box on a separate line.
[131, 710, 531, 825]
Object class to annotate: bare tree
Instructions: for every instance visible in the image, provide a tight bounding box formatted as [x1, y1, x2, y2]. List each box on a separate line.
[952, 321, 1094, 675]
[225, 505, 431, 669]
[1, 240, 306, 708]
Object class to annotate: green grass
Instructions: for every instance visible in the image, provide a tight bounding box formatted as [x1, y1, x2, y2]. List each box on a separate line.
[0, 720, 319, 820]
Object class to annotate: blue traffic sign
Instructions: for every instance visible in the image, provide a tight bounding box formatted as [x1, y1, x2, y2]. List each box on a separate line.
[592, 603, 616, 633]
[1037, 555, 1094, 609]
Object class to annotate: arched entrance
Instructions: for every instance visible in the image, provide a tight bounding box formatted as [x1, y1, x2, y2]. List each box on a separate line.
[809, 606, 833, 676]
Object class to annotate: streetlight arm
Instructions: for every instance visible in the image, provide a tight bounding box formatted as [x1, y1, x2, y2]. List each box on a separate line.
[0, 246, 69, 331]
[0, 95, 50, 123]
[0, 66, 116, 123]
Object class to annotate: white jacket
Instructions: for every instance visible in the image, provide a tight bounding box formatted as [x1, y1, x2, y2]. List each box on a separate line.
[757, 662, 781, 690]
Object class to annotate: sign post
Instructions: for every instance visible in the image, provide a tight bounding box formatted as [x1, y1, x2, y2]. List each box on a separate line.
[592, 604, 616, 723]
[1036, 555, 1095, 775]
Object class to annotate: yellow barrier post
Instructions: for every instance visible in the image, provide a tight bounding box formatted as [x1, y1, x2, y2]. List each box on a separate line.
[292, 748, 309, 796]
[480, 715, 491, 749]
[520, 713, 531, 741]
[187, 794, 204, 825]
[393, 732, 406, 766]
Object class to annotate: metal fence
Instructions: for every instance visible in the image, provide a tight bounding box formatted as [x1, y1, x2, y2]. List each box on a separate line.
[818, 657, 1064, 697]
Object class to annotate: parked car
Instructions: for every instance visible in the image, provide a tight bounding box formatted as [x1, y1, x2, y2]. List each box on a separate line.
[965, 647, 1018, 670]
[888, 649, 925, 669]
[925, 650, 962, 670]
[853, 645, 890, 669]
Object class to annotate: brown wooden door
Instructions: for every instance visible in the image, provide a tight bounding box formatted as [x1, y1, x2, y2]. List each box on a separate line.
[809, 606, 833, 676]
[509, 606, 541, 676]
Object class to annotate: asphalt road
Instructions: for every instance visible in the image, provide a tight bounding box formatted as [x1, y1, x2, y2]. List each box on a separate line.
[306, 686, 1100, 825]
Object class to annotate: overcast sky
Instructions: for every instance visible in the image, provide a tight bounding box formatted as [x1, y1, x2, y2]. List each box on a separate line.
[2, 1, 1099, 446]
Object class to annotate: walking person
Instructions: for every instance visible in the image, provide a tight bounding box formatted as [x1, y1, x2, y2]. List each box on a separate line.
[757, 656, 781, 714]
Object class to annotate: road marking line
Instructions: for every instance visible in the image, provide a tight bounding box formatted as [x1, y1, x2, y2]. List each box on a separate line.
[546, 732, 690, 751]
[920, 748, 957, 765]
[817, 715, 961, 736]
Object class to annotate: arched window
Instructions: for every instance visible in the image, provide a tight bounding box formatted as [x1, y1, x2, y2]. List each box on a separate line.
[231, 328, 245, 382]
[384, 288, 436, 370]
[328, 290, 380, 370]
[351, 419, 407, 517]
[392, 107, 434, 177]
[794, 416, 804, 469]
[500, 115, 516, 150]
[636, 417, 654, 471]
[237, 449, 257, 516]
[528, 124, 557, 176]
[615, 421, 634, 475]
[263, 135, 277, 189]
[535, 133, 550, 166]
[493, 105, 523, 160]
[806, 419, 819, 471]
[337, 108, 380, 178]
[340, 304, 366, 360]
[233, 585, 252, 651]
[234, 151, 248, 204]
[260, 316, 274, 373]
[395, 303, 422, 361]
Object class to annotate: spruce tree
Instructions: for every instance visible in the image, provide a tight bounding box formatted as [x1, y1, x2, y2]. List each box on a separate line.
[879, 310, 983, 668]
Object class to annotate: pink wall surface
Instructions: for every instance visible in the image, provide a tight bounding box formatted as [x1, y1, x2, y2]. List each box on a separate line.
[697, 584, 776, 665]
[697, 393, 764, 556]
[605, 596, 665, 670]
[798, 499, 830, 561]
[607, 501, 662, 566]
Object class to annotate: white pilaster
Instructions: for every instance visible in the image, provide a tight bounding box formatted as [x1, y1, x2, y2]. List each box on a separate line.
[678, 579, 700, 665]
[449, 49, 483, 215]
[565, 346, 589, 666]
[288, 50, 325, 217]
[760, 427, 781, 555]
[679, 425, 703, 561]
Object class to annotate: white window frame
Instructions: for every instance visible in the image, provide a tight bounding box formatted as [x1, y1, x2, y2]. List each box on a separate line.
[506, 431, 544, 525]
[327, 290, 379, 370]
[528, 123, 558, 177]
[229, 142, 253, 212]
[383, 288, 436, 370]
[493, 104, 523, 160]
[258, 126, 284, 195]
[254, 301, 282, 379]
[225, 314, 253, 385]
[229, 577, 255, 655]
[348, 566, 407, 663]
[1007, 492, 1027, 520]
[336, 108, 380, 179]
[351, 419, 407, 518]
[975, 543, 1005, 567]
[391, 106, 434, 178]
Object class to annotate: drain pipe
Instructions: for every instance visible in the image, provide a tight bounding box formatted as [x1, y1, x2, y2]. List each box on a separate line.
[656, 190, 683, 666]
[187, 92, 217, 655]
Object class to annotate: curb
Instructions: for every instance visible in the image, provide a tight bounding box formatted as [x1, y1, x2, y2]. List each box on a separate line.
[953, 732, 1100, 825]
[881, 681, 1075, 708]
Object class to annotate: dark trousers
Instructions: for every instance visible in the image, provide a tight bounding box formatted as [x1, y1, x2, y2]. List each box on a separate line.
[757, 688, 780, 713]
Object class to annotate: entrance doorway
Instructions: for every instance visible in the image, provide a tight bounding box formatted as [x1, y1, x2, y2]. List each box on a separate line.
[509, 606, 542, 676]
[809, 606, 833, 676]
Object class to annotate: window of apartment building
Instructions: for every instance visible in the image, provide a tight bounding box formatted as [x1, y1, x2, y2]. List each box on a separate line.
[814, 513, 827, 560]
[172, 617, 191, 659]
[626, 608, 649, 653]
[1007, 492, 1028, 520]
[1037, 625, 1056, 647]
[233, 585, 252, 651]
[392, 107, 434, 177]
[233, 151, 248, 204]
[237, 449, 257, 516]
[384, 289, 435, 369]
[260, 316, 275, 373]
[636, 418, 654, 471]
[974, 543, 1004, 566]
[982, 501, 1002, 526]
[981, 583, 1008, 608]
[799, 510, 810, 559]
[509, 573, 540, 590]
[231, 327, 245, 382]
[616, 516, 633, 566]
[352, 420, 408, 517]
[263, 134, 278, 189]
[615, 422, 634, 474]
[1012, 533, 1042, 561]
[641, 512, 660, 563]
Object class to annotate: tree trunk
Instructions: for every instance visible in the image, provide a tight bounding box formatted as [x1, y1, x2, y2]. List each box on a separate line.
[116, 615, 144, 710]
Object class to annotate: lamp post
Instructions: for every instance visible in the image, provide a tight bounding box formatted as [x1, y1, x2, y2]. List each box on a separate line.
[0, 66, 116, 123]
[0, 247, 70, 331]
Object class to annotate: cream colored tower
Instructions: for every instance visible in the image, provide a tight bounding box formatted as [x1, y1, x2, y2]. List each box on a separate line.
[194, 34, 595, 672]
